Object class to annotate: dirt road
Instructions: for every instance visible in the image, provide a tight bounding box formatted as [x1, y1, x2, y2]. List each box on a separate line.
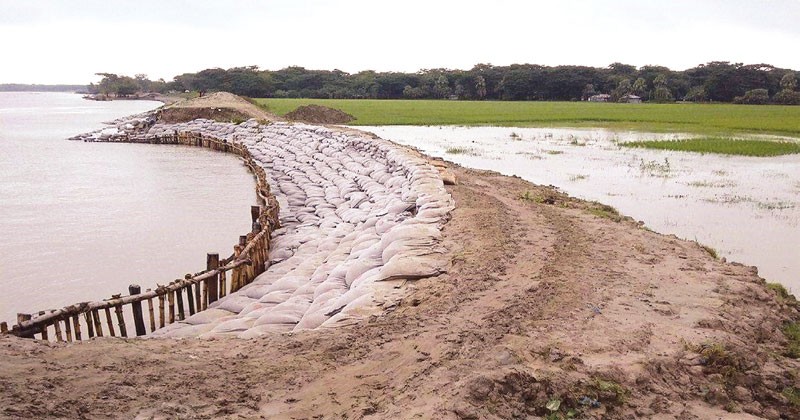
[1, 164, 798, 419]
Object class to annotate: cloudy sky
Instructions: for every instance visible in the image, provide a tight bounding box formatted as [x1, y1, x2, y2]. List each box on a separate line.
[1, 0, 798, 84]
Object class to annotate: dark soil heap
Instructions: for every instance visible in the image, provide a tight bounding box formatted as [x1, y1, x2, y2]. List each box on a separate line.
[285, 104, 355, 125]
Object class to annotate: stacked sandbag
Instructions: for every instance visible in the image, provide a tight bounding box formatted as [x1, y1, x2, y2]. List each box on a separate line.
[147, 119, 453, 339]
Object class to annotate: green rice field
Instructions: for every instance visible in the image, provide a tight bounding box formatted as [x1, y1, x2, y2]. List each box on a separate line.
[255, 98, 800, 138]
[623, 138, 800, 157]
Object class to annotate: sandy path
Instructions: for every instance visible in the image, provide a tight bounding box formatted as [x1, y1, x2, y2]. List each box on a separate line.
[1, 165, 798, 419]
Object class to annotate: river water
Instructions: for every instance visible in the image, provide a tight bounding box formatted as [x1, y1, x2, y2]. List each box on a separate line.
[0, 92, 255, 323]
[363, 125, 800, 292]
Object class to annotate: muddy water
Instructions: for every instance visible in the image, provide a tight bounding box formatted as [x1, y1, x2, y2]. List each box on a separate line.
[362, 126, 800, 291]
[0, 92, 255, 322]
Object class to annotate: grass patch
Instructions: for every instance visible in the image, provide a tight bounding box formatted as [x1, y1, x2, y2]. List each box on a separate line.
[767, 282, 797, 304]
[255, 99, 800, 137]
[699, 243, 719, 259]
[623, 138, 800, 156]
[445, 146, 478, 156]
[783, 387, 800, 407]
[586, 202, 622, 222]
[783, 322, 800, 358]
[543, 150, 564, 155]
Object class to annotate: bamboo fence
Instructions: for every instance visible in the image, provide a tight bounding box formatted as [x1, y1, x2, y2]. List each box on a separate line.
[1, 131, 279, 341]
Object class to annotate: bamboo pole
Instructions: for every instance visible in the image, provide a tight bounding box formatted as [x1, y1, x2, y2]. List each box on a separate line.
[115, 305, 127, 338]
[219, 269, 227, 298]
[64, 318, 73, 342]
[158, 294, 165, 329]
[105, 307, 116, 337]
[167, 289, 175, 324]
[129, 285, 146, 336]
[186, 285, 196, 316]
[176, 286, 185, 321]
[53, 320, 63, 342]
[92, 310, 103, 338]
[72, 315, 81, 341]
[207, 253, 219, 304]
[146, 295, 156, 333]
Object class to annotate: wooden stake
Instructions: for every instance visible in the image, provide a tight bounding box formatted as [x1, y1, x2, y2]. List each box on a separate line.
[129, 285, 146, 336]
[92, 310, 103, 338]
[176, 286, 185, 321]
[115, 305, 127, 338]
[167, 290, 175, 324]
[72, 315, 81, 341]
[53, 320, 63, 342]
[84, 312, 95, 338]
[105, 307, 116, 337]
[64, 318, 73, 342]
[186, 285, 196, 316]
[146, 294, 156, 333]
[207, 253, 219, 304]
[219, 269, 227, 298]
[158, 294, 165, 329]
[0, 322, 7, 334]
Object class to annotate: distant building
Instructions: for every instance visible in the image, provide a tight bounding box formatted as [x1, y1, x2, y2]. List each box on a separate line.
[624, 94, 642, 104]
[588, 94, 611, 102]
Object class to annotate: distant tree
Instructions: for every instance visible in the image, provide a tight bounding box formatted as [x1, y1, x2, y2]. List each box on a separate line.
[651, 74, 674, 102]
[734, 88, 770, 104]
[632, 78, 647, 97]
[611, 79, 632, 102]
[774, 90, 800, 105]
[780, 72, 797, 91]
[582, 83, 597, 100]
[475, 75, 487, 99]
[683, 86, 707, 102]
[433, 75, 451, 98]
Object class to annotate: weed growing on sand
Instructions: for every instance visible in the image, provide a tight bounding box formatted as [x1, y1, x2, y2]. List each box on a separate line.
[544, 149, 564, 155]
[569, 174, 589, 181]
[638, 158, 672, 177]
[624, 137, 800, 156]
[445, 146, 479, 156]
[783, 386, 800, 406]
[586, 202, 622, 222]
[782, 322, 800, 358]
[767, 283, 797, 304]
[687, 180, 737, 188]
[590, 378, 629, 406]
[698, 243, 719, 259]
[519, 190, 545, 203]
[230, 116, 246, 125]
[510, 131, 521, 140]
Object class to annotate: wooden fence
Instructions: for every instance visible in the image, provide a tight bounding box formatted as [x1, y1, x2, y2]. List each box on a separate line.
[0, 131, 280, 341]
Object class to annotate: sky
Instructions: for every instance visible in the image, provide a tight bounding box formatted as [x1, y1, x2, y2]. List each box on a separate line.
[1, 0, 799, 84]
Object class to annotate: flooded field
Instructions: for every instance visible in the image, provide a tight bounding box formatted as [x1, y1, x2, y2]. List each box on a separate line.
[362, 126, 800, 291]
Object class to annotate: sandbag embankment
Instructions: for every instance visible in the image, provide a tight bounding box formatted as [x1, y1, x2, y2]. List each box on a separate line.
[141, 119, 453, 338]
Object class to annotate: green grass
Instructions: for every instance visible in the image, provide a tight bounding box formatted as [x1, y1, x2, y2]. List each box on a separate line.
[783, 322, 800, 358]
[255, 98, 800, 137]
[623, 138, 800, 156]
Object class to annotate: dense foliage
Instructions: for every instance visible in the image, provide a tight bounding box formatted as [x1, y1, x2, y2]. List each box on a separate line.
[93, 61, 800, 103]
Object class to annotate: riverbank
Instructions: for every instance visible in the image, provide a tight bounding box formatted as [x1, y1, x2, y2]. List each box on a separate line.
[1, 162, 798, 418]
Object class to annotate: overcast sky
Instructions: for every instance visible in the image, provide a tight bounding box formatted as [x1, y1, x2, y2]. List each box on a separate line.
[1, 0, 798, 84]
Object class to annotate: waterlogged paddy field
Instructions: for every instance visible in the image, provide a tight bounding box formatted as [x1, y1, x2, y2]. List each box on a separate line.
[258, 98, 800, 137]
[361, 126, 800, 291]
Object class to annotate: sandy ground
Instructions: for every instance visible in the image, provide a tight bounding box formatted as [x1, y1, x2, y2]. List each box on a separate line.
[1, 164, 799, 419]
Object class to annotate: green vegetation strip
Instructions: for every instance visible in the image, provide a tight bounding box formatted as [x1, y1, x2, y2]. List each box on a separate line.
[256, 98, 800, 137]
[623, 138, 800, 156]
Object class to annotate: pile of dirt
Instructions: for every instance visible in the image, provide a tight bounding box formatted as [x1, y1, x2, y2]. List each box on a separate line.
[1, 161, 799, 419]
[284, 104, 355, 125]
[158, 92, 280, 124]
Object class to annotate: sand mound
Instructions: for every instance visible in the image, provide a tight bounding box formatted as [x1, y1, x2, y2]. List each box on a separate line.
[285, 104, 355, 125]
[158, 92, 280, 124]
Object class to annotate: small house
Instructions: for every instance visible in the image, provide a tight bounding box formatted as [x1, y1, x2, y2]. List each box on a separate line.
[624, 94, 642, 104]
[588, 94, 611, 102]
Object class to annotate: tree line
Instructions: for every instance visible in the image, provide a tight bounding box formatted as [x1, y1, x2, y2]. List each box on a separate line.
[90, 61, 800, 104]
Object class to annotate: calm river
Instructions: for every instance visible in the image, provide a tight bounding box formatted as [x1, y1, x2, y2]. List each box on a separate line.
[0, 92, 255, 323]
